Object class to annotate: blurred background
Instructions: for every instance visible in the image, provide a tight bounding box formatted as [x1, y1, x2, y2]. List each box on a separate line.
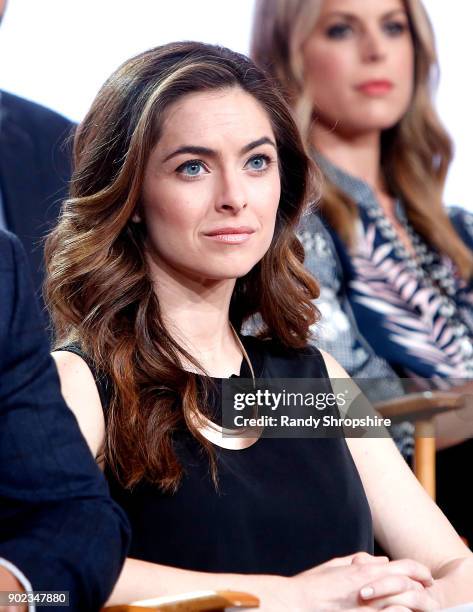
[0, 0, 470, 208]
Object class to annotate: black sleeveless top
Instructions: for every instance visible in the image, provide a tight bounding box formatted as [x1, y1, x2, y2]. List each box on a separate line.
[60, 336, 373, 574]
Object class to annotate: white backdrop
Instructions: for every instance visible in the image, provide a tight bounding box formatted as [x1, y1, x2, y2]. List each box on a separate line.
[0, 0, 471, 208]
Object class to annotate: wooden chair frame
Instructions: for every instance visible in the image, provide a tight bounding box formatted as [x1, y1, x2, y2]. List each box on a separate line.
[103, 590, 259, 611]
[375, 390, 465, 498]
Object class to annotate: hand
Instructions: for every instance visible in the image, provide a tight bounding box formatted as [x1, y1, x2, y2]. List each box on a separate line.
[289, 552, 434, 611]
[0, 566, 27, 612]
[357, 561, 439, 610]
[423, 555, 473, 610]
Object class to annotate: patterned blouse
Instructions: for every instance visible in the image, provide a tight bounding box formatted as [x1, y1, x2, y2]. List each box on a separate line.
[315, 155, 473, 385]
[299, 214, 414, 457]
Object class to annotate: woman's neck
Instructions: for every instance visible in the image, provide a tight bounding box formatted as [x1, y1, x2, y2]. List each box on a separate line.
[311, 121, 416, 253]
[311, 122, 385, 194]
[147, 255, 243, 377]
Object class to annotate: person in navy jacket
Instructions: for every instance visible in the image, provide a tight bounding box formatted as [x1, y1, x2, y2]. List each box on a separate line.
[0, 229, 130, 611]
[0, 88, 74, 316]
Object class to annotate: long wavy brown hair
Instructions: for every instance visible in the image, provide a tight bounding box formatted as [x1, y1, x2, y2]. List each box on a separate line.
[45, 42, 319, 491]
[251, 0, 473, 280]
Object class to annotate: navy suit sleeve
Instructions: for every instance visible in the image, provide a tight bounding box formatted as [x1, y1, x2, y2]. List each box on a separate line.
[0, 230, 129, 611]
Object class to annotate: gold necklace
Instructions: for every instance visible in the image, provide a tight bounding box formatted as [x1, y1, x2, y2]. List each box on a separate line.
[194, 323, 261, 448]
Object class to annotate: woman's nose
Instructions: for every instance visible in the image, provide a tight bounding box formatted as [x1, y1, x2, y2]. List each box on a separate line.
[215, 171, 247, 213]
[360, 29, 388, 63]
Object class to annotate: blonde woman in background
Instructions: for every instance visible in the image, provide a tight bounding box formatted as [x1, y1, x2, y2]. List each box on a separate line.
[252, 0, 473, 546]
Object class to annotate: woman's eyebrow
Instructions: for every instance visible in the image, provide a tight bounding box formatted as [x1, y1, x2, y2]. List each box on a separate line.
[162, 136, 277, 163]
[321, 8, 407, 22]
[241, 136, 277, 154]
[382, 8, 408, 19]
[162, 145, 215, 163]
[321, 11, 357, 23]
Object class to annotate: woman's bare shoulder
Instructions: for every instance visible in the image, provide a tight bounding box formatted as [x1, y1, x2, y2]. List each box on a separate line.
[52, 350, 105, 459]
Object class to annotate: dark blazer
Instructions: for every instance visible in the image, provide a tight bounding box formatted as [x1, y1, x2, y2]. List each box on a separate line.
[0, 90, 75, 309]
[0, 230, 129, 611]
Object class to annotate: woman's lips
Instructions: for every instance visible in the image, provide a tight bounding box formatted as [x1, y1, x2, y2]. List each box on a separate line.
[356, 80, 394, 96]
[206, 233, 253, 244]
[204, 227, 255, 244]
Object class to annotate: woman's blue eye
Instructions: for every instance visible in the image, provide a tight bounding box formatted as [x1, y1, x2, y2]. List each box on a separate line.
[177, 160, 205, 177]
[383, 21, 408, 36]
[247, 155, 270, 171]
[326, 24, 352, 39]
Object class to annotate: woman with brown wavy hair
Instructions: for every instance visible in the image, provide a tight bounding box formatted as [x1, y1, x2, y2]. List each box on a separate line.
[46, 42, 472, 609]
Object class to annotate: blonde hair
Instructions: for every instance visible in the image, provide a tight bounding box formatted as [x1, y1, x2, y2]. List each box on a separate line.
[251, 0, 473, 279]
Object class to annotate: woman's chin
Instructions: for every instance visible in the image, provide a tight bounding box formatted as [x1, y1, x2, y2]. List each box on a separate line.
[201, 263, 258, 282]
[349, 108, 407, 134]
